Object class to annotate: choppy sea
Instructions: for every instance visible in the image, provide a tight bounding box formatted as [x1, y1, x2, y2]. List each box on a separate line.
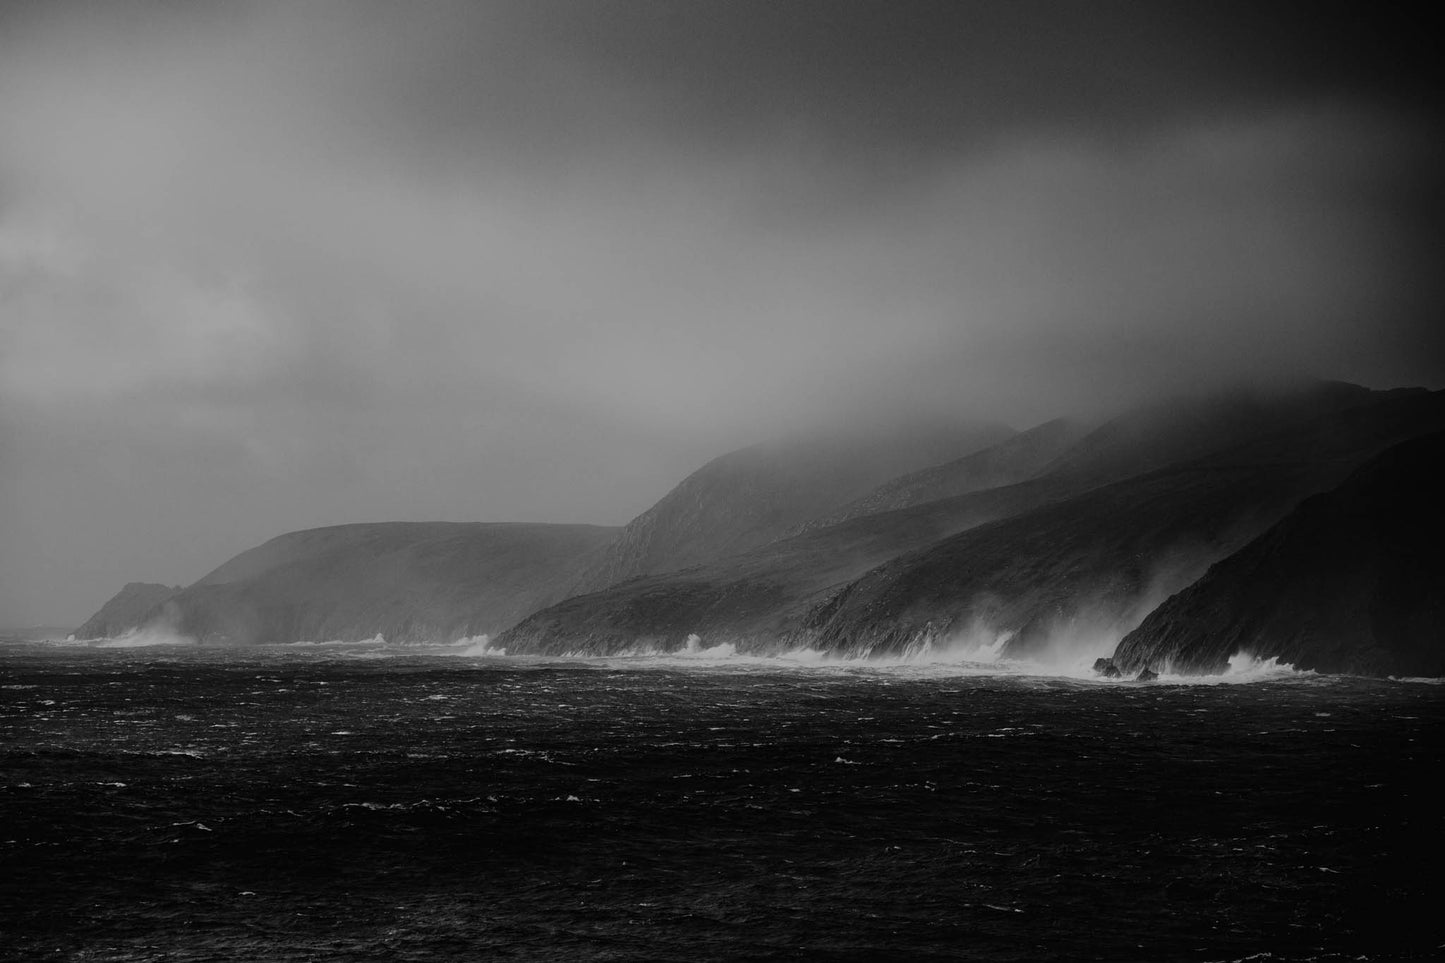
[3, 638, 1442, 961]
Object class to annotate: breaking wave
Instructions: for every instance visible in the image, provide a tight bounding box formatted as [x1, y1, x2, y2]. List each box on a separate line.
[16, 629, 1329, 685]
[444, 635, 506, 657]
[530, 635, 1325, 685]
[219, 628, 1321, 684]
[676, 634, 737, 659]
[263, 637, 388, 648]
[1155, 652, 1314, 685]
[91, 627, 195, 648]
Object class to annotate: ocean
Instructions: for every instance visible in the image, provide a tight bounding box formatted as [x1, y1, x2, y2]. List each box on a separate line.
[2, 640, 1441, 961]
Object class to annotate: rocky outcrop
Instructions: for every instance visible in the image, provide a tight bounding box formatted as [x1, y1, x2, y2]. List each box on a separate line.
[1112, 431, 1445, 677]
[1093, 658, 1122, 678]
[80, 523, 619, 646]
[1090, 659, 1155, 681]
[73, 583, 182, 639]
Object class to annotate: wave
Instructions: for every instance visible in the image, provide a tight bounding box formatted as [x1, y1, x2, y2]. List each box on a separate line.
[23, 621, 195, 649]
[544, 632, 1075, 678]
[11, 628, 1366, 685]
[675, 634, 737, 659]
[263, 637, 388, 648]
[441, 635, 506, 657]
[1152, 652, 1316, 685]
[91, 627, 194, 648]
[519, 636, 1334, 686]
[1224, 652, 1314, 680]
[254, 635, 507, 657]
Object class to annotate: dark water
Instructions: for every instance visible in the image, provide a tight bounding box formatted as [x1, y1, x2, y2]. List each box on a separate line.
[3, 644, 1442, 961]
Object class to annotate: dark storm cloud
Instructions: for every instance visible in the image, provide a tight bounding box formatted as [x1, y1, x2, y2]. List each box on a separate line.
[361, 1, 1438, 149]
[0, 0, 1440, 625]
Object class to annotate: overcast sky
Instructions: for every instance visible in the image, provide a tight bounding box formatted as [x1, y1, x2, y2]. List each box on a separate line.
[1, 0, 1440, 626]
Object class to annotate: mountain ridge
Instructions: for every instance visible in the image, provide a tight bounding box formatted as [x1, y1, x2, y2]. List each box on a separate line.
[73, 381, 1445, 676]
[500, 384, 1441, 661]
[78, 522, 619, 645]
[793, 418, 1091, 534]
[566, 419, 1016, 593]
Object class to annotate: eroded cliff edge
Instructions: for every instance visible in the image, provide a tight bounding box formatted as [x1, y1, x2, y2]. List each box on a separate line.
[1112, 431, 1445, 677]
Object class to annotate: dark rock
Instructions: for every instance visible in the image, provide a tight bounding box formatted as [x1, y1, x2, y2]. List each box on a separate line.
[1135, 668, 1159, 682]
[1093, 658, 1122, 678]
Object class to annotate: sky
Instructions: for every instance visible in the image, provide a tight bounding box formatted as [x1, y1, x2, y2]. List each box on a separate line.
[1, 0, 1441, 626]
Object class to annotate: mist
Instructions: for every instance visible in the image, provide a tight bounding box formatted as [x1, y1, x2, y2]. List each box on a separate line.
[2, 0, 1440, 625]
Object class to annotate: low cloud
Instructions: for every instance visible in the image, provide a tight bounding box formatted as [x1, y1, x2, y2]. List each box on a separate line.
[1, 1, 1439, 624]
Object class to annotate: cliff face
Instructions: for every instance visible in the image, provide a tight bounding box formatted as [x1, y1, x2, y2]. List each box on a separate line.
[504, 387, 1445, 660]
[73, 583, 182, 639]
[568, 420, 1015, 592]
[499, 475, 1074, 655]
[1112, 432, 1445, 677]
[795, 390, 1445, 665]
[73, 381, 1442, 669]
[76, 523, 619, 646]
[794, 463, 1308, 662]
